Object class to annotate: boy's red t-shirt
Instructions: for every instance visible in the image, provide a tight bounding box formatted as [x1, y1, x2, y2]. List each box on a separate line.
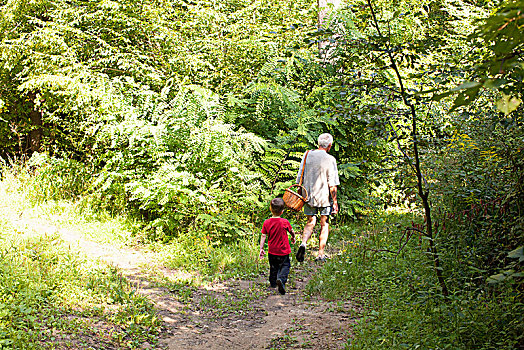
[261, 217, 292, 256]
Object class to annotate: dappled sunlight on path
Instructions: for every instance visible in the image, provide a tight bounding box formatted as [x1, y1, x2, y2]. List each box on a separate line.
[3, 200, 358, 349]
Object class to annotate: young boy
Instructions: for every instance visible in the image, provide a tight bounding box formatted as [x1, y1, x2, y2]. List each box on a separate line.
[259, 198, 295, 295]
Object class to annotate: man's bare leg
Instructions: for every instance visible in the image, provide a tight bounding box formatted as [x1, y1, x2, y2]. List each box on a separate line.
[301, 215, 316, 245]
[296, 215, 316, 262]
[318, 215, 329, 258]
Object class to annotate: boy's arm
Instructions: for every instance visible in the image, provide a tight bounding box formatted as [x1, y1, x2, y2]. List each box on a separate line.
[288, 227, 296, 244]
[259, 233, 266, 259]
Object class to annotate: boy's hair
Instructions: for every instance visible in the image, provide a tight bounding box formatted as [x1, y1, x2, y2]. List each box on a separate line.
[318, 133, 333, 149]
[270, 198, 286, 214]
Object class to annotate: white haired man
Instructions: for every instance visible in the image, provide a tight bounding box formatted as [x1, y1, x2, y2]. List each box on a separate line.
[295, 133, 340, 262]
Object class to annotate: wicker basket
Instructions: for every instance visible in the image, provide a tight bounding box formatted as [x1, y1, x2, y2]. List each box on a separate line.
[283, 149, 310, 212]
[283, 184, 309, 211]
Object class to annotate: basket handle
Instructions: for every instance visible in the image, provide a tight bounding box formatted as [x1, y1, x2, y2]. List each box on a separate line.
[298, 150, 310, 186]
[287, 184, 309, 202]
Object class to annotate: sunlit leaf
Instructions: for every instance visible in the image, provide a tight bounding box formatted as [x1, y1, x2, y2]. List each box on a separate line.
[487, 273, 506, 284]
[483, 79, 507, 89]
[508, 246, 524, 262]
[450, 81, 482, 92]
[495, 95, 522, 115]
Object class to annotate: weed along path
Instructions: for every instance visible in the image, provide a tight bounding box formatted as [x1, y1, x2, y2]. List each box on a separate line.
[8, 212, 357, 349]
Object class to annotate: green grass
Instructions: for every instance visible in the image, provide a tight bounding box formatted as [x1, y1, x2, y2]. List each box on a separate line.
[156, 235, 261, 281]
[0, 227, 161, 349]
[307, 209, 524, 349]
[0, 166, 163, 349]
[0, 163, 140, 247]
[1, 161, 266, 283]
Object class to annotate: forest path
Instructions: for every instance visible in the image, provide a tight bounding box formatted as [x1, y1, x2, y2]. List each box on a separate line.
[8, 211, 358, 349]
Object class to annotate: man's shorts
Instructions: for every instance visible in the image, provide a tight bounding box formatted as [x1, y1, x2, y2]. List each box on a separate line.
[304, 203, 332, 216]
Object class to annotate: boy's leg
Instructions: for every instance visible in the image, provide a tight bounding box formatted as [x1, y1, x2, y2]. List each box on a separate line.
[277, 255, 291, 286]
[268, 254, 278, 287]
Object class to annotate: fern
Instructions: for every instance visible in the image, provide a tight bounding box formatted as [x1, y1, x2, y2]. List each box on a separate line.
[247, 81, 301, 115]
[258, 140, 309, 192]
[87, 83, 271, 240]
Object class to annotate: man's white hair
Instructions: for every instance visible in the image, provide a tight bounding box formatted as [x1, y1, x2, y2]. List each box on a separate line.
[318, 133, 333, 149]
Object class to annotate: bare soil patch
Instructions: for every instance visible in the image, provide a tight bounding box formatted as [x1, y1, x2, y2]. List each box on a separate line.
[155, 260, 358, 350]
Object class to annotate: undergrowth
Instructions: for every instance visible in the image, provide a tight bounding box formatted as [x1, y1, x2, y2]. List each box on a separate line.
[1, 159, 268, 284]
[158, 236, 261, 281]
[308, 209, 523, 349]
[0, 224, 161, 349]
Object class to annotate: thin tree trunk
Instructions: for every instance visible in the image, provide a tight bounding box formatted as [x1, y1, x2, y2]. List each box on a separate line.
[410, 103, 449, 297]
[318, 0, 341, 63]
[366, 0, 449, 297]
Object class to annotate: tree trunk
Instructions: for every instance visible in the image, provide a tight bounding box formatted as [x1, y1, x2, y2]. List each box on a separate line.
[318, 0, 341, 63]
[366, 0, 449, 297]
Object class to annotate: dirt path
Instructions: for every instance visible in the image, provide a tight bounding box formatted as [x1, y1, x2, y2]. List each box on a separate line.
[9, 215, 358, 349]
[157, 262, 357, 350]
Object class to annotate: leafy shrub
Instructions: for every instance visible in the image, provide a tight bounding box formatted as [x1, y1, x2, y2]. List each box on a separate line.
[25, 153, 92, 203]
[427, 106, 523, 282]
[0, 153, 91, 206]
[86, 85, 268, 243]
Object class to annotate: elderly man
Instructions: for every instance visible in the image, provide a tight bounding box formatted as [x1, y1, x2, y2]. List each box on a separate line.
[295, 133, 340, 262]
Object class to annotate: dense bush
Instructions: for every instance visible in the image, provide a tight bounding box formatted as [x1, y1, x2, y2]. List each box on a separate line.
[84, 85, 269, 242]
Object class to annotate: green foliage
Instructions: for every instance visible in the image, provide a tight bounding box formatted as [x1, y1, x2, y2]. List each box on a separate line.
[429, 106, 523, 299]
[0, 0, 315, 159]
[230, 52, 382, 220]
[257, 142, 307, 191]
[0, 0, 324, 245]
[21, 152, 91, 203]
[311, 1, 523, 347]
[309, 212, 523, 349]
[158, 232, 261, 280]
[436, 0, 524, 112]
[85, 84, 268, 242]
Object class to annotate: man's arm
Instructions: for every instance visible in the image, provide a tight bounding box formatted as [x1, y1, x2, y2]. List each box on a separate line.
[330, 186, 338, 214]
